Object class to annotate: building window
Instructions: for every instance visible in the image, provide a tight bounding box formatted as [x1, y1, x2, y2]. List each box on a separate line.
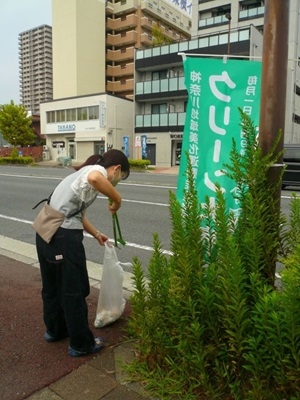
[47, 110, 55, 123]
[88, 106, 99, 120]
[293, 113, 300, 125]
[240, 0, 264, 10]
[77, 107, 88, 120]
[152, 70, 168, 80]
[66, 108, 77, 122]
[56, 109, 66, 122]
[151, 103, 167, 114]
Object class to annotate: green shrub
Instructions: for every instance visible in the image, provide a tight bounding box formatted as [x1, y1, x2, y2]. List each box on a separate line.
[128, 158, 151, 171]
[11, 148, 19, 158]
[0, 156, 34, 165]
[125, 111, 300, 399]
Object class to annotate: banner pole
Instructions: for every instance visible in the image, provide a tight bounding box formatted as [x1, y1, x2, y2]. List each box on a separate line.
[258, 0, 290, 284]
[259, 0, 289, 160]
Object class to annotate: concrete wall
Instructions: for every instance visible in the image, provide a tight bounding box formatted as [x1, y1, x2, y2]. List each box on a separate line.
[52, 0, 106, 99]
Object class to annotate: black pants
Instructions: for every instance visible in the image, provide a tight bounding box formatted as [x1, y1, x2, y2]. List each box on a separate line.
[36, 227, 95, 352]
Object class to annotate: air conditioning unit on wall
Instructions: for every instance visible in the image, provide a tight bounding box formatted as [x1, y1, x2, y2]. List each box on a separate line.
[42, 151, 50, 161]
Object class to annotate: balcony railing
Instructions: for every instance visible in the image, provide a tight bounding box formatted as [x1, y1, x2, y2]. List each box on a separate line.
[110, 0, 138, 16]
[140, 32, 152, 46]
[136, 76, 186, 95]
[106, 14, 138, 31]
[239, 6, 265, 20]
[106, 1, 114, 14]
[106, 47, 135, 62]
[140, 16, 153, 31]
[136, 28, 250, 61]
[106, 63, 134, 77]
[199, 14, 230, 29]
[106, 31, 137, 46]
[136, 112, 186, 128]
[106, 78, 134, 92]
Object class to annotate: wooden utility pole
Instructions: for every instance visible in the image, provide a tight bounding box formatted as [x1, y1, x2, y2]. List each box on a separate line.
[259, 0, 290, 167]
[259, 0, 290, 286]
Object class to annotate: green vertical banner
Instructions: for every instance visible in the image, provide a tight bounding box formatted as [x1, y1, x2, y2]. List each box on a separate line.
[177, 57, 262, 218]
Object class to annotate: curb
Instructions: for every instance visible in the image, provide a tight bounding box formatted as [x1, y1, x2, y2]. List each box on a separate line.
[0, 234, 135, 299]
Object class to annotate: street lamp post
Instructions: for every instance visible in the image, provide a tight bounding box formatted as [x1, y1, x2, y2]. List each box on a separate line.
[225, 13, 231, 55]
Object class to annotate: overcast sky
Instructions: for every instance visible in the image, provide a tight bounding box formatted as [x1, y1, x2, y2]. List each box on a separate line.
[0, 0, 52, 105]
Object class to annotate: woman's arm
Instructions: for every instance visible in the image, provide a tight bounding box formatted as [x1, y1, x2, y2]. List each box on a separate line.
[87, 170, 121, 213]
[82, 215, 108, 245]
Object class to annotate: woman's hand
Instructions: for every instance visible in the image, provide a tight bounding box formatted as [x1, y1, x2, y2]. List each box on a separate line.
[94, 231, 108, 246]
[108, 199, 121, 214]
[82, 216, 108, 246]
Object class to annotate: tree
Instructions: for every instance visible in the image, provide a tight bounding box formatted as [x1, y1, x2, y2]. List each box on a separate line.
[152, 23, 173, 47]
[0, 101, 36, 147]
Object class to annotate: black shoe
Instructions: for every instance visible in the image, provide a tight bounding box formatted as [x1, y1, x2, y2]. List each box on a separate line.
[68, 337, 104, 357]
[44, 331, 68, 342]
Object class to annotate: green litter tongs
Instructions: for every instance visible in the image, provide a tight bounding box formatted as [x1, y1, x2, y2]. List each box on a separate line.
[112, 212, 126, 247]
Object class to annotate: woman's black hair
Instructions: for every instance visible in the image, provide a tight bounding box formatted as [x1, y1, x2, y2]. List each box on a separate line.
[74, 149, 130, 179]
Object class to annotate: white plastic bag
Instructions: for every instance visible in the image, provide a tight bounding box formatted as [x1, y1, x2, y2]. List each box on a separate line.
[94, 242, 131, 328]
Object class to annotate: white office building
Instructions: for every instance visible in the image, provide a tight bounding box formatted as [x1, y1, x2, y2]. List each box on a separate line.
[191, 0, 300, 144]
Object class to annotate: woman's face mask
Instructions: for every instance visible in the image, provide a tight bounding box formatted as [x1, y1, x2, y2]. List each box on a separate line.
[111, 168, 122, 187]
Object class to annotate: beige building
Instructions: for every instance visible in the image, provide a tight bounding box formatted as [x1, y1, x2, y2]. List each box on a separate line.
[40, 94, 133, 162]
[52, 0, 106, 99]
[106, 0, 191, 100]
[53, 0, 192, 101]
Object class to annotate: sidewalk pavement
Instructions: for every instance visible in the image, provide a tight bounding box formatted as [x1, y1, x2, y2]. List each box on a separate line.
[35, 159, 179, 175]
[0, 236, 154, 400]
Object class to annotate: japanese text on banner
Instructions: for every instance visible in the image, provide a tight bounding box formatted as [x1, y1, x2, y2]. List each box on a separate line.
[177, 57, 262, 218]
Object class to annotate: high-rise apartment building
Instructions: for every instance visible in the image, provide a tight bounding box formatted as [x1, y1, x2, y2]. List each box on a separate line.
[19, 25, 53, 115]
[106, 0, 191, 100]
[51, 0, 191, 102]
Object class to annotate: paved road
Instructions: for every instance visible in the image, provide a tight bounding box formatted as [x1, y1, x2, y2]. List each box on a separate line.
[0, 164, 298, 273]
[0, 165, 178, 272]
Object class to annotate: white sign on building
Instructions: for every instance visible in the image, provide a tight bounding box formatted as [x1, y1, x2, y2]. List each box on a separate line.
[99, 101, 106, 128]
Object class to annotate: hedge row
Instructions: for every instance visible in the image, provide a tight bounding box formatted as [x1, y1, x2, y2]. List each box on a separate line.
[128, 159, 151, 170]
[0, 156, 151, 169]
[0, 156, 34, 165]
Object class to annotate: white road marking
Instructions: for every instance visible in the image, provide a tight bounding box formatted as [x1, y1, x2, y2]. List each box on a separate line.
[0, 213, 172, 255]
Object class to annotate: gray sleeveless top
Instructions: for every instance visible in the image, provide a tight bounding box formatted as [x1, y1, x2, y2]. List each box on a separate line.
[50, 165, 107, 229]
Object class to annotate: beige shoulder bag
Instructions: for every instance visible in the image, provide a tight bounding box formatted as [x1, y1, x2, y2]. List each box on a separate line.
[32, 194, 83, 244]
[32, 203, 66, 244]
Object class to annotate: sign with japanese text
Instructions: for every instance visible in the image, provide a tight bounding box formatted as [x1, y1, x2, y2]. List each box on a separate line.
[177, 57, 262, 218]
[122, 136, 130, 157]
[135, 135, 141, 148]
[99, 101, 106, 128]
[141, 135, 148, 159]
